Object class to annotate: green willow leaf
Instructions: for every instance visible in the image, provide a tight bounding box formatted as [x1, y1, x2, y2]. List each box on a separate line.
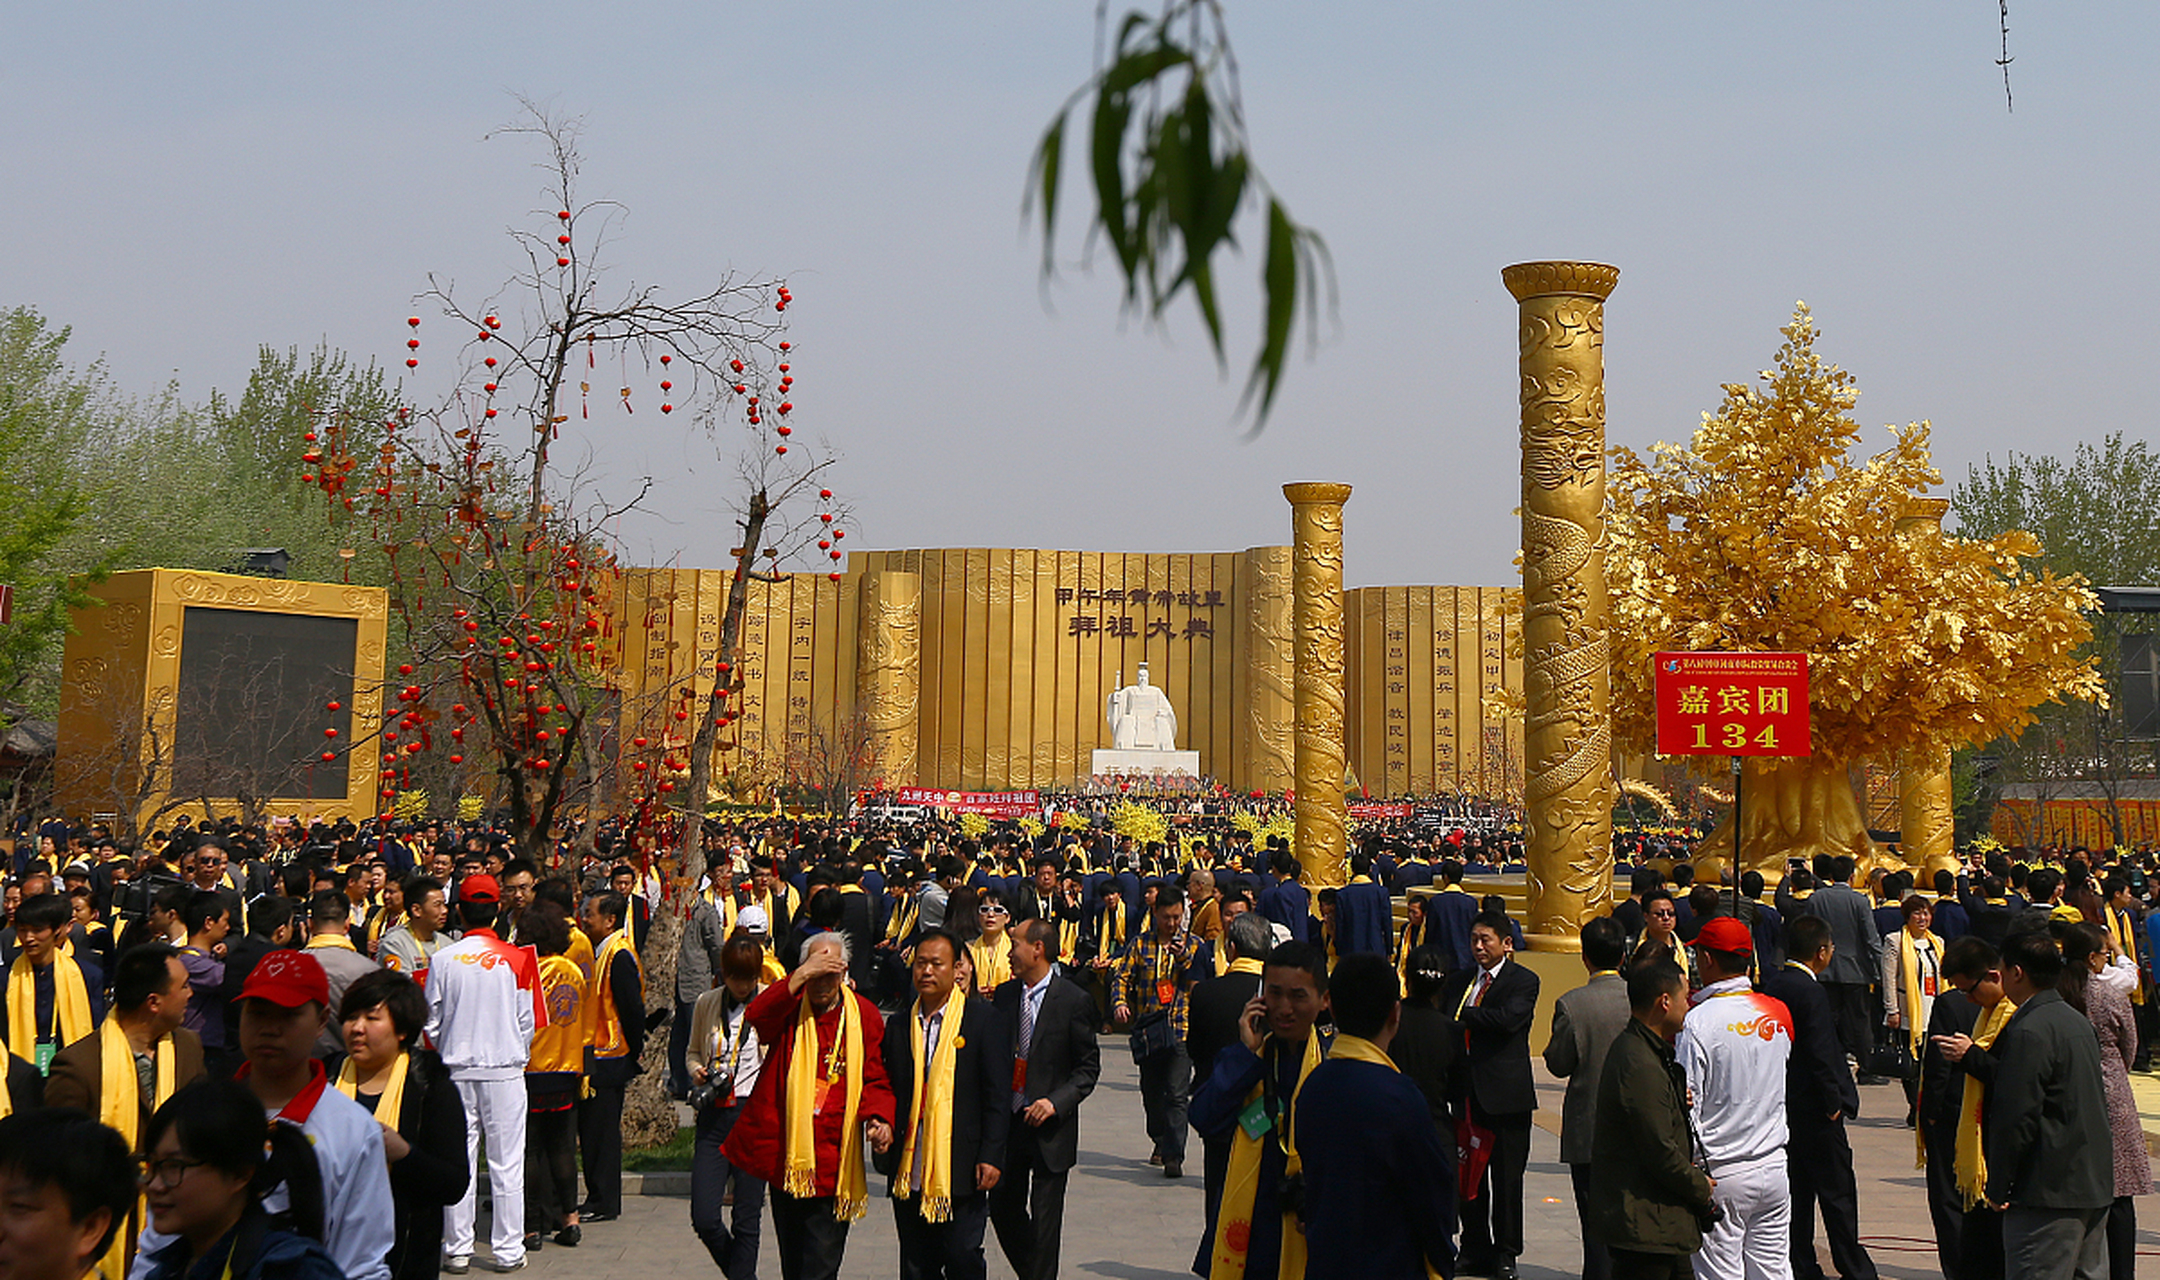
[1025, 109, 1068, 277]
[1242, 198, 1298, 422]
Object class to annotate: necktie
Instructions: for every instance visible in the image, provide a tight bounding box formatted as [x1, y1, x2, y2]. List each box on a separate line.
[1019, 985, 1037, 1061]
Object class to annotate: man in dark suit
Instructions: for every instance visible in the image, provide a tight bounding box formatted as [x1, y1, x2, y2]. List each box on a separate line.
[989, 918, 1099, 1280]
[1331, 850, 1393, 957]
[1918, 936, 1989, 1280]
[872, 929, 1012, 1280]
[1437, 909, 1539, 1280]
[1009, 857, 1062, 927]
[1982, 930, 2114, 1280]
[1799, 855, 1881, 1075]
[1542, 918, 1632, 1280]
[1254, 848, 1308, 944]
[1426, 862, 1481, 974]
[1761, 915, 1879, 1280]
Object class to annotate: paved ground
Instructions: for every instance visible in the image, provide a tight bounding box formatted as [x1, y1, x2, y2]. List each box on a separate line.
[459, 1051, 2160, 1279]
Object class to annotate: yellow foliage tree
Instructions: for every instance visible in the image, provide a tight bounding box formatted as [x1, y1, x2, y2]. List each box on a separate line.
[1606, 305, 2102, 877]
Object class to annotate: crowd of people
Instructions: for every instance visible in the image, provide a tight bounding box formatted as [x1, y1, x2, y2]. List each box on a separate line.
[0, 808, 2150, 1280]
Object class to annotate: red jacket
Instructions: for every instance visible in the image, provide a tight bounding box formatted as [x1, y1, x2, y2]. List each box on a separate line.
[721, 982, 895, 1195]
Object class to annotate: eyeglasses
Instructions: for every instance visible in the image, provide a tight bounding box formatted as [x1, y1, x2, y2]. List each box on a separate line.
[139, 1157, 207, 1188]
[978, 904, 1009, 917]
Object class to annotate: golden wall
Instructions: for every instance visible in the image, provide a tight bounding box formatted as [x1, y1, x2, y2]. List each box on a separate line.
[610, 552, 1520, 798]
[1344, 586, 1524, 798]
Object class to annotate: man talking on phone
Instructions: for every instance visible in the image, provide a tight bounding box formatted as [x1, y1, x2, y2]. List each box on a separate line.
[1187, 940, 1331, 1280]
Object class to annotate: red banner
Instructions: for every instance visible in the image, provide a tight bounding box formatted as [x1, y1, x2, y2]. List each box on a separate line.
[1348, 803, 1412, 820]
[1653, 651, 1811, 757]
[892, 788, 1041, 817]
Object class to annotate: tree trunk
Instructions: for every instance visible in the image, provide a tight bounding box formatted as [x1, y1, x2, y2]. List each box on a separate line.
[1692, 756, 1888, 886]
[679, 488, 770, 886]
[619, 897, 683, 1148]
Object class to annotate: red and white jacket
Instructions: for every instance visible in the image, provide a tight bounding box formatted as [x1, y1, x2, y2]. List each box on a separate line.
[423, 927, 545, 1080]
[1677, 975, 1794, 1170]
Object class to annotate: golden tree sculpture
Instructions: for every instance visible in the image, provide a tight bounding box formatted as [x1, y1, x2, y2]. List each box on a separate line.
[1605, 304, 2102, 879]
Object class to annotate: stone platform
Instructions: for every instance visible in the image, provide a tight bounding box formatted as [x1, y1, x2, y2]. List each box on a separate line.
[1089, 747, 1201, 778]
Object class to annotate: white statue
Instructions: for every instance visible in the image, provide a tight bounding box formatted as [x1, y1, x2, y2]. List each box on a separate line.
[1107, 663, 1179, 752]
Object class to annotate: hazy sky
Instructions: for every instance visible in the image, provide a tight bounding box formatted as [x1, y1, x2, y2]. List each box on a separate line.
[7, 4, 2150, 589]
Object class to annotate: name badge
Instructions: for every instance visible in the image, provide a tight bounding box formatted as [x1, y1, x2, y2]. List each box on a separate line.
[1012, 1059, 1028, 1094]
[1156, 980, 1177, 1008]
[1922, 974, 1939, 998]
[1237, 1094, 1273, 1140]
[34, 1041, 55, 1076]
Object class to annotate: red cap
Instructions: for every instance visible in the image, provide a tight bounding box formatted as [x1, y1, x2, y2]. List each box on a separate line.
[459, 874, 501, 904]
[238, 950, 330, 1008]
[1695, 916, 1754, 957]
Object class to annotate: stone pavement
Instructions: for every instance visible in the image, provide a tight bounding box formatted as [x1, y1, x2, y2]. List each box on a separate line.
[457, 1048, 2160, 1279]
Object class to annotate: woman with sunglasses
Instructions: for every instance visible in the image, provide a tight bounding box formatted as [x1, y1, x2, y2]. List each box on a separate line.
[968, 892, 1014, 995]
[139, 1078, 344, 1280]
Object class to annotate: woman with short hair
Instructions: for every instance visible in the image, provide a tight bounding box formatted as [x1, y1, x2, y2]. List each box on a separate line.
[334, 967, 469, 1280]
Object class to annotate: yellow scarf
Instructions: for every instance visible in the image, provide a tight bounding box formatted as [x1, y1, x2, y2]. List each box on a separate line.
[782, 992, 868, 1220]
[7, 953, 91, 1067]
[892, 994, 965, 1223]
[2050, 903, 2084, 923]
[1227, 956, 1265, 978]
[2105, 907, 2143, 1006]
[335, 1050, 410, 1128]
[1097, 908, 1127, 962]
[885, 895, 920, 945]
[306, 932, 358, 952]
[1057, 912, 1081, 965]
[1955, 998, 2017, 1208]
[1897, 929, 1942, 1056]
[90, 1018, 176, 1280]
[1209, 1030, 1324, 1280]
[968, 935, 1012, 995]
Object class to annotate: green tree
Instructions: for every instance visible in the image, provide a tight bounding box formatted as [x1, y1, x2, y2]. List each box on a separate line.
[0, 308, 126, 719]
[1951, 433, 2160, 584]
[1951, 434, 2160, 846]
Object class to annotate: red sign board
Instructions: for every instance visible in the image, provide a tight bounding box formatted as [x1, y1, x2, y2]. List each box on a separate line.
[1653, 651, 1811, 757]
[892, 787, 1041, 818]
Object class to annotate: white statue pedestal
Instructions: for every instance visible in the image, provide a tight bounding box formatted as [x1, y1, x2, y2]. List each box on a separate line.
[1091, 748, 1202, 779]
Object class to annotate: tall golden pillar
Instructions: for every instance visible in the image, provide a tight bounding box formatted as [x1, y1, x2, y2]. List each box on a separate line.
[1896, 498, 1957, 879]
[856, 568, 921, 788]
[1505, 260, 1620, 950]
[1283, 483, 1351, 891]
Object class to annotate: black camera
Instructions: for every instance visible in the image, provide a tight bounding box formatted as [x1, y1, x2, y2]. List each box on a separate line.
[687, 1061, 733, 1111]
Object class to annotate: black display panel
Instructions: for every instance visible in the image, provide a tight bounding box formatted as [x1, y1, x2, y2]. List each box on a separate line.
[2124, 632, 2159, 741]
[171, 607, 356, 801]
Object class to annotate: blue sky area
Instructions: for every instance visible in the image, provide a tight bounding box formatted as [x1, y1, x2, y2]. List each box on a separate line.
[5, 3, 2147, 586]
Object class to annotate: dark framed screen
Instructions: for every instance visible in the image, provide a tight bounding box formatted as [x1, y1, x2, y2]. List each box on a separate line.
[2124, 633, 2159, 741]
[171, 607, 356, 800]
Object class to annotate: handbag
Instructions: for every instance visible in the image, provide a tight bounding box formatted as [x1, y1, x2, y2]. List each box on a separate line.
[1128, 1008, 1177, 1063]
[1864, 1028, 1918, 1081]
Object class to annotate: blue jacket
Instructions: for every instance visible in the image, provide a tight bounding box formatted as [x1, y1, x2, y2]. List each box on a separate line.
[1333, 880, 1392, 957]
[1256, 880, 1310, 944]
[1295, 1055, 1457, 1280]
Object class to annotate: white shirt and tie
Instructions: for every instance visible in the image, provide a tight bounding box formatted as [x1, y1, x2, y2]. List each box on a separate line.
[1014, 968, 1053, 1111]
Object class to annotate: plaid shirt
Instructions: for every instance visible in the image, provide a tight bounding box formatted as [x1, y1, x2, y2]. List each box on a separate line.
[1115, 928, 1203, 1038]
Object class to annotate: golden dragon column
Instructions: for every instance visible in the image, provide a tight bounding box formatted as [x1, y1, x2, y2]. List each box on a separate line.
[1284, 483, 1352, 891]
[1505, 261, 1619, 950]
[1896, 497, 1957, 880]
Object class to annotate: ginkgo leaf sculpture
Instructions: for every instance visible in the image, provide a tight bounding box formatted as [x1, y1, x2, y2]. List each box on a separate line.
[1605, 304, 2103, 877]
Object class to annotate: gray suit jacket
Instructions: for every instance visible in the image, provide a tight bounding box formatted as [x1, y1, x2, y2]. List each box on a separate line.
[1801, 884, 1878, 986]
[1543, 971, 1630, 1164]
[1985, 989, 2114, 1210]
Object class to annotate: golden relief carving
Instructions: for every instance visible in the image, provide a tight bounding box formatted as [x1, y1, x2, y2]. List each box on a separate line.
[1285, 483, 1352, 891]
[857, 571, 921, 787]
[1506, 261, 1620, 947]
[1241, 546, 1295, 795]
[1899, 750, 1956, 878]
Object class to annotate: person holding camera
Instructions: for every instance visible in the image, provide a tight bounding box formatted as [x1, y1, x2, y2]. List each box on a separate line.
[1591, 959, 1719, 1280]
[688, 937, 771, 1280]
